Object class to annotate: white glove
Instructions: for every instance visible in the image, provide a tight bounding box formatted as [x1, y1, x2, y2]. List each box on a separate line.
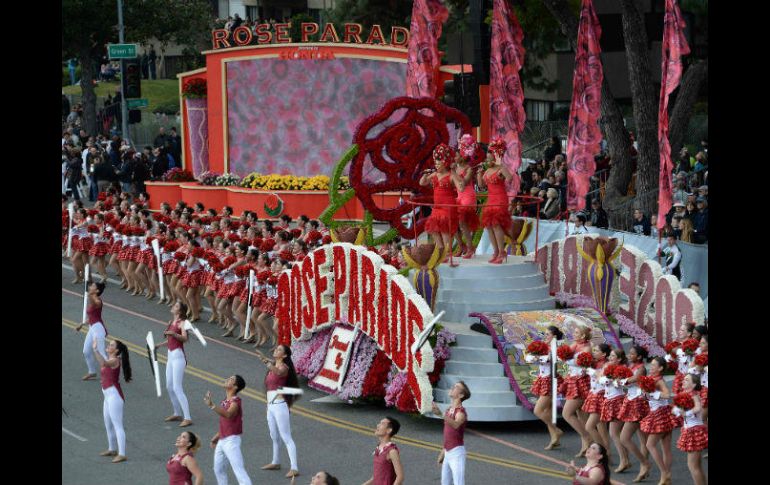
[620, 378, 629, 386]
[651, 391, 661, 400]
[613, 379, 621, 388]
[524, 355, 536, 364]
[538, 355, 549, 364]
[598, 376, 609, 385]
[672, 407, 681, 417]
[704, 365, 708, 374]
[664, 354, 672, 362]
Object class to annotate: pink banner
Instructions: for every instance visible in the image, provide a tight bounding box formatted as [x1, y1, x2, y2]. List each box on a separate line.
[490, 0, 526, 196]
[566, 0, 603, 211]
[405, 0, 449, 98]
[657, 0, 690, 229]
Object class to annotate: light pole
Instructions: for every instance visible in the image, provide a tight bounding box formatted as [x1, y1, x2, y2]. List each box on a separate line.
[117, 0, 130, 146]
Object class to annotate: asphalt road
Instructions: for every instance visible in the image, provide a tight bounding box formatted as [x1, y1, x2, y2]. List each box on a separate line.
[61, 263, 705, 485]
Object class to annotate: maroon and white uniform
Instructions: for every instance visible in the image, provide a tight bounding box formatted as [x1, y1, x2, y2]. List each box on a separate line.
[372, 442, 399, 485]
[101, 359, 127, 456]
[165, 319, 191, 421]
[442, 406, 467, 485]
[213, 395, 252, 485]
[166, 452, 193, 485]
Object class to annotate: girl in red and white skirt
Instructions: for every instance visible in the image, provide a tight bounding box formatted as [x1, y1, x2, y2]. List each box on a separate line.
[69, 208, 90, 284]
[670, 322, 695, 394]
[561, 326, 594, 458]
[88, 213, 111, 282]
[690, 335, 708, 424]
[107, 216, 126, 287]
[583, 343, 611, 455]
[640, 356, 676, 485]
[675, 374, 707, 485]
[526, 326, 564, 450]
[218, 243, 248, 337]
[233, 248, 259, 342]
[252, 256, 273, 348]
[242, 252, 270, 345]
[132, 220, 155, 299]
[260, 258, 285, 347]
[181, 240, 205, 322]
[599, 348, 628, 470]
[618, 345, 651, 482]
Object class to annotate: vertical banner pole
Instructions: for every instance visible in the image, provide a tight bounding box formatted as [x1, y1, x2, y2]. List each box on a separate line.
[244, 270, 255, 340]
[67, 203, 74, 258]
[551, 338, 558, 424]
[82, 264, 90, 323]
[152, 239, 164, 300]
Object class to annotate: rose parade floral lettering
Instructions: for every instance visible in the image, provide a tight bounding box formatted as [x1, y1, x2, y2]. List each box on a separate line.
[277, 243, 435, 413]
[211, 23, 411, 50]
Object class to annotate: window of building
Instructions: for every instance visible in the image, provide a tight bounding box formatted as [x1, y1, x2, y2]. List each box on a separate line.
[525, 100, 553, 122]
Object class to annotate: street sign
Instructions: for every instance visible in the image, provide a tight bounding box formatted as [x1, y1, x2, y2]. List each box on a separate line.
[127, 98, 148, 109]
[108, 43, 138, 59]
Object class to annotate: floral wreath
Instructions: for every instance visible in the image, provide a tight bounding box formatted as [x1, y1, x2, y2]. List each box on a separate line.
[488, 137, 507, 157]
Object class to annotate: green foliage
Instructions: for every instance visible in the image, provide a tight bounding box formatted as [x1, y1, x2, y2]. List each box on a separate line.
[324, 0, 413, 36]
[62, 65, 82, 87]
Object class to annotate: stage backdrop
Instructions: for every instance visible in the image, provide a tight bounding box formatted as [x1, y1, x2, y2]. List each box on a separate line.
[226, 58, 407, 176]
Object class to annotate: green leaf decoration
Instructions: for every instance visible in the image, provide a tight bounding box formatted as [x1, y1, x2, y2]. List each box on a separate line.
[319, 144, 359, 230]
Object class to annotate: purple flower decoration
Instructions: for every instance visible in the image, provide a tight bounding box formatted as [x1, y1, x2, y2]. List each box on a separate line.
[337, 333, 378, 400]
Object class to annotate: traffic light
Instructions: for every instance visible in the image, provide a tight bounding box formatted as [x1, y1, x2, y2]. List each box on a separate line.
[128, 109, 141, 124]
[122, 59, 141, 99]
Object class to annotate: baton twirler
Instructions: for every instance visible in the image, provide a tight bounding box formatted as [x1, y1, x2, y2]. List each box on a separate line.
[551, 339, 558, 424]
[244, 270, 255, 340]
[183, 319, 207, 347]
[146, 331, 162, 397]
[82, 264, 90, 323]
[67, 203, 74, 257]
[151, 239, 164, 300]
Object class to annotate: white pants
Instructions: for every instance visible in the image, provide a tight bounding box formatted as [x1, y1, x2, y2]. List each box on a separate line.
[441, 446, 466, 485]
[83, 323, 107, 374]
[267, 401, 298, 470]
[165, 349, 191, 420]
[213, 435, 252, 485]
[102, 386, 126, 456]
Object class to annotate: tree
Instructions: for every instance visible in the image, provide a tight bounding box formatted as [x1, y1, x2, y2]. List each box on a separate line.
[62, 0, 212, 138]
[541, 0, 707, 229]
[324, 0, 413, 35]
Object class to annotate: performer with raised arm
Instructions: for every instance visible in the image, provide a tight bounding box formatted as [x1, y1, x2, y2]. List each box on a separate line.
[560, 326, 594, 458]
[565, 442, 612, 485]
[640, 356, 676, 485]
[477, 139, 513, 264]
[155, 302, 193, 428]
[432, 381, 470, 485]
[204, 375, 252, 485]
[361, 417, 404, 485]
[75, 281, 108, 381]
[675, 374, 708, 485]
[92, 338, 132, 463]
[166, 431, 205, 485]
[257, 345, 300, 479]
[420, 143, 463, 261]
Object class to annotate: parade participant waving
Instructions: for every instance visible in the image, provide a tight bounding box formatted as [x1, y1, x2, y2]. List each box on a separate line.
[477, 139, 513, 264]
[257, 344, 300, 479]
[75, 281, 108, 380]
[674, 374, 707, 485]
[92, 338, 132, 463]
[640, 357, 676, 485]
[155, 302, 193, 428]
[526, 326, 564, 450]
[560, 326, 594, 458]
[618, 345, 652, 482]
[432, 381, 470, 485]
[454, 135, 480, 259]
[166, 431, 204, 485]
[205, 375, 253, 485]
[565, 442, 611, 485]
[420, 143, 463, 261]
[362, 417, 404, 485]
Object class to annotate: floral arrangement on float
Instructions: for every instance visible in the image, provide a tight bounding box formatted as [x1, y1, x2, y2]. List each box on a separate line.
[197, 170, 220, 186]
[182, 78, 207, 99]
[240, 173, 351, 192]
[504, 218, 533, 256]
[213, 172, 241, 186]
[162, 167, 196, 182]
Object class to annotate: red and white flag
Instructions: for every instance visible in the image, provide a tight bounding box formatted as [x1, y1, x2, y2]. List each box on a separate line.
[657, 0, 690, 229]
[566, 0, 603, 211]
[490, 0, 526, 196]
[406, 0, 449, 98]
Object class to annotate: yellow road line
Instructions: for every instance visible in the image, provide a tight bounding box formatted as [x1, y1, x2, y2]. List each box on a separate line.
[63, 319, 571, 480]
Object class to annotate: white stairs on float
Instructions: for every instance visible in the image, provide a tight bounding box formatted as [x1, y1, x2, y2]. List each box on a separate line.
[429, 256, 555, 422]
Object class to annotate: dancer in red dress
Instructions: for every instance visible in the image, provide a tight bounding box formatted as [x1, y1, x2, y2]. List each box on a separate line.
[640, 357, 676, 485]
[477, 139, 513, 264]
[88, 213, 111, 282]
[693, 335, 708, 423]
[599, 348, 629, 471]
[583, 344, 611, 454]
[526, 326, 564, 450]
[669, 322, 695, 394]
[561, 326, 594, 458]
[454, 135, 480, 258]
[420, 143, 463, 261]
[362, 417, 404, 485]
[166, 432, 204, 485]
[618, 345, 652, 482]
[565, 442, 611, 485]
[675, 374, 707, 485]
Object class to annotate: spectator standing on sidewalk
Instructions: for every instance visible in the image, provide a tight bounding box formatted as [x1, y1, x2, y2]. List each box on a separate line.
[154, 127, 169, 149]
[692, 197, 708, 244]
[149, 45, 158, 80]
[632, 209, 651, 236]
[586, 199, 609, 229]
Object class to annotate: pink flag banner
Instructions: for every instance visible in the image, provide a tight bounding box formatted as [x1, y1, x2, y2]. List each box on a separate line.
[657, 0, 690, 229]
[405, 0, 449, 98]
[565, 0, 603, 211]
[490, 0, 526, 196]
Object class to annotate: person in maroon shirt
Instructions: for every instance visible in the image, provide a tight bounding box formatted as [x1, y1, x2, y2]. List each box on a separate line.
[361, 417, 404, 485]
[166, 431, 204, 485]
[432, 381, 470, 485]
[205, 375, 252, 485]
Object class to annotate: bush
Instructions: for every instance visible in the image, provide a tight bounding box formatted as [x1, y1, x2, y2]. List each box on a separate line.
[153, 100, 180, 115]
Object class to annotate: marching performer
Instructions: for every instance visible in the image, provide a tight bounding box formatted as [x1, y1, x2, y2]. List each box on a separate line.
[477, 139, 513, 264]
[670, 322, 695, 394]
[640, 357, 676, 485]
[257, 345, 300, 479]
[92, 338, 132, 463]
[205, 375, 253, 485]
[431, 381, 470, 485]
[599, 349, 630, 473]
[75, 281, 108, 380]
[166, 431, 204, 485]
[618, 345, 652, 482]
[155, 302, 193, 427]
[675, 374, 708, 485]
[560, 326, 594, 458]
[454, 135, 480, 259]
[526, 326, 564, 450]
[420, 143, 463, 261]
[88, 212, 111, 282]
[582, 344, 611, 454]
[362, 417, 404, 485]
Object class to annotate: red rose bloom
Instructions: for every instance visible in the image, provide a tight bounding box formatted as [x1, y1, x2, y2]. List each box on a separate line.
[576, 352, 594, 368]
[638, 375, 657, 393]
[526, 340, 549, 356]
[222, 256, 237, 267]
[290, 228, 302, 239]
[612, 365, 633, 380]
[694, 353, 707, 367]
[191, 247, 205, 258]
[664, 341, 681, 356]
[557, 345, 575, 361]
[87, 224, 99, 233]
[602, 364, 618, 379]
[681, 338, 700, 355]
[267, 275, 278, 286]
[307, 230, 322, 243]
[173, 251, 186, 261]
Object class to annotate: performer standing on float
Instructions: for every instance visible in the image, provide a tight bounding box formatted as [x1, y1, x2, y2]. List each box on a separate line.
[420, 143, 463, 261]
[477, 139, 513, 264]
[205, 375, 252, 485]
[362, 417, 404, 485]
[75, 281, 108, 380]
[92, 338, 132, 463]
[166, 431, 204, 485]
[618, 345, 652, 482]
[432, 381, 470, 485]
[155, 302, 194, 428]
[527, 326, 564, 450]
[561, 326, 594, 458]
[257, 344, 300, 479]
[454, 134, 480, 259]
[640, 356, 676, 485]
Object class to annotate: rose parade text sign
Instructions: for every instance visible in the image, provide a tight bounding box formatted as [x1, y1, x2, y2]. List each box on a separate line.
[212, 23, 410, 50]
[535, 235, 704, 346]
[277, 243, 435, 413]
[310, 325, 359, 393]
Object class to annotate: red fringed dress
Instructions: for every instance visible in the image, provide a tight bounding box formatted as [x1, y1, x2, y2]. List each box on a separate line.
[581, 359, 607, 414]
[562, 343, 591, 400]
[530, 355, 563, 397]
[676, 393, 708, 452]
[89, 227, 111, 257]
[480, 170, 512, 232]
[425, 173, 458, 235]
[455, 166, 479, 231]
[260, 274, 279, 315]
[619, 362, 651, 422]
[181, 255, 204, 289]
[639, 375, 677, 434]
[599, 374, 626, 422]
[238, 264, 257, 303]
[79, 225, 93, 253]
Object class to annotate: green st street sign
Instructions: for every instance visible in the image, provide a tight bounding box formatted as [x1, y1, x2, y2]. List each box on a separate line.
[127, 98, 149, 109]
[108, 43, 138, 59]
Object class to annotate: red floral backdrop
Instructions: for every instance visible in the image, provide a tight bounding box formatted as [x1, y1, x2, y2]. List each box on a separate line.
[226, 58, 407, 176]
